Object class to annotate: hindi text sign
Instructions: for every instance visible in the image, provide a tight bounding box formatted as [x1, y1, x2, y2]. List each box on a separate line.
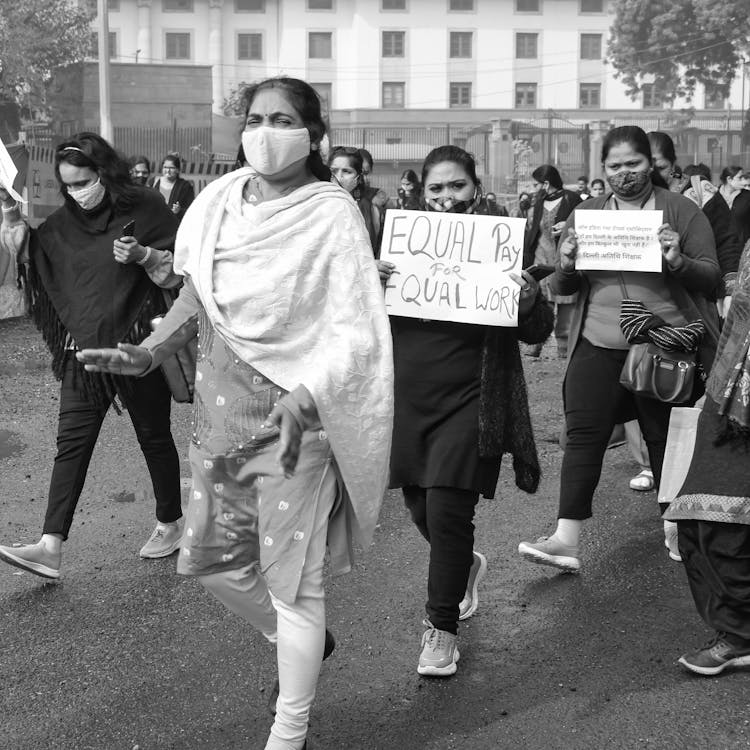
[381, 210, 526, 326]
[575, 209, 663, 272]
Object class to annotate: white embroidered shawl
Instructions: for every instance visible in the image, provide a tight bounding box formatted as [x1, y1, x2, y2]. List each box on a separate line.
[174, 169, 394, 548]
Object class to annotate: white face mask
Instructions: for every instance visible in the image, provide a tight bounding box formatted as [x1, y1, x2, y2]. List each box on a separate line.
[241, 126, 311, 176]
[67, 178, 106, 210]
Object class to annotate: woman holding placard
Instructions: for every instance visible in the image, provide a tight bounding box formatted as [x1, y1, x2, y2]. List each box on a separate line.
[518, 125, 721, 574]
[389, 145, 553, 677]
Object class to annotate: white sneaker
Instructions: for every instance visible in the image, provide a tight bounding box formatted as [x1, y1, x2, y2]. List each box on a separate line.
[664, 520, 682, 562]
[458, 550, 487, 620]
[139, 520, 183, 558]
[418, 620, 460, 677]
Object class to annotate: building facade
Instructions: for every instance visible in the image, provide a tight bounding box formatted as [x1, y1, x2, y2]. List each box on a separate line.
[96, 0, 747, 116]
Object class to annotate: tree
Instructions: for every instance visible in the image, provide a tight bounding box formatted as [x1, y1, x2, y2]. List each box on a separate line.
[0, 0, 93, 120]
[608, 0, 750, 104]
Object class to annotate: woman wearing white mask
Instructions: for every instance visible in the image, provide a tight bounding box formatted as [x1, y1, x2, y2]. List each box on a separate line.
[0, 132, 185, 579]
[76, 78, 393, 750]
[328, 145, 382, 254]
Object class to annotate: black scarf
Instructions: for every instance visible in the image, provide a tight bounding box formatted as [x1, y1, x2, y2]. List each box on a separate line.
[26, 187, 178, 409]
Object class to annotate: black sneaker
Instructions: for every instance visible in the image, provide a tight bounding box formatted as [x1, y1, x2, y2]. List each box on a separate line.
[678, 633, 750, 676]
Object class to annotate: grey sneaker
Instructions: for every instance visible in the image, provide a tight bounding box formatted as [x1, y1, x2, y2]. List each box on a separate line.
[0, 541, 61, 579]
[678, 633, 750, 676]
[139, 520, 183, 558]
[418, 620, 460, 677]
[458, 550, 487, 620]
[518, 536, 580, 572]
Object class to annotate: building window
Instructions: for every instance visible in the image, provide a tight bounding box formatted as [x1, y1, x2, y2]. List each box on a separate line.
[163, 0, 194, 11]
[516, 33, 538, 59]
[704, 88, 726, 110]
[382, 31, 405, 57]
[449, 31, 472, 58]
[90, 31, 117, 59]
[449, 0, 474, 9]
[382, 82, 405, 108]
[235, 0, 265, 11]
[307, 0, 333, 8]
[580, 33, 602, 60]
[579, 83, 601, 108]
[381, 0, 406, 8]
[312, 83, 332, 112]
[516, 0, 540, 11]
[165, 32, 191, 60]
[449, 82, 472, 108]
[308, 32, 332, 59]
[580, 0, 604, 11]
[642, 83, 662, 109]
[237, 33, 262, 60]
[108, 0, 120, 11]
[515, 82, 537, 108]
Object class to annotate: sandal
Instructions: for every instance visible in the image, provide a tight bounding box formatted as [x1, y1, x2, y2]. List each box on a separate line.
[629, 469, 654, 492]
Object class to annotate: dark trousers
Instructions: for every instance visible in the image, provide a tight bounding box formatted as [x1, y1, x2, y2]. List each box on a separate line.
[43, 362, 182, 540]
[560, 338, 680, 520]
[678, 520, 750, 646]
[403, 485, 479, 635]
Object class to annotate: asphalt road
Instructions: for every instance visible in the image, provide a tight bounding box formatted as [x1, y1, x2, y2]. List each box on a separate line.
[1, 316, 749, 750]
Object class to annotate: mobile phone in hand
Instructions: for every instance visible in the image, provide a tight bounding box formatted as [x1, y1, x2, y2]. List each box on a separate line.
[122, 220, 136, 236]
[524, 264, 555, 281]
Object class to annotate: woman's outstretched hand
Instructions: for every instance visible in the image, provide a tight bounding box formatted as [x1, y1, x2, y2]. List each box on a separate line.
[75, 343, 152, 376]
[262, 404, 302, 479]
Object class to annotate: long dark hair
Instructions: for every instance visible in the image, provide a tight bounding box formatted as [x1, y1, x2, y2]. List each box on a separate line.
[647, 131, 677, 165]
[55, 132, 140, 210]
[421, 145, 480, 190]
[719, 165, 746, 185]
[236, 76, 330, 181]
[531, 164, 563, 190]
[601, 125, 669, 189]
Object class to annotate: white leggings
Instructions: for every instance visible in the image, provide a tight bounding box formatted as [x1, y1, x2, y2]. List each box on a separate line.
[198, 468, 336, 750]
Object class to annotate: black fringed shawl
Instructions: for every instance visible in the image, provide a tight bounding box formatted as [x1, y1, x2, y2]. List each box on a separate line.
[25, 187, 178, 410]
[478, 293, 554, 493]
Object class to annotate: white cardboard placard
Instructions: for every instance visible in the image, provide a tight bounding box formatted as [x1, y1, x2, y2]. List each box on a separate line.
[575, 209, 663, 272]
[0, 136, 26, 203]
[381, 209, 526, 327]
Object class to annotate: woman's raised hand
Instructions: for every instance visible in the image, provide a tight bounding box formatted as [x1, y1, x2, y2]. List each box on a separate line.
[75, 343, 152, 376]
[559, 227, 578, 271]
[657, 223, 684, 269]
[376, 259, 395, 283]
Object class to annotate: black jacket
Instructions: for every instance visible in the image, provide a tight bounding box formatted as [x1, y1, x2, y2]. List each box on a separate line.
[152, 176, 195, 225]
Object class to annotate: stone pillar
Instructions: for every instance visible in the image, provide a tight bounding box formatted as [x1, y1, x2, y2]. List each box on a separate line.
[589, 119, 612, 181]
[209, 0, 224, 115]
[489, 118, 516, 195]
[136, 0, 152, 64]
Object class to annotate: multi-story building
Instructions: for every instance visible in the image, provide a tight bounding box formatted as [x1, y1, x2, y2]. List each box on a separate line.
[93, 0, 749, 187]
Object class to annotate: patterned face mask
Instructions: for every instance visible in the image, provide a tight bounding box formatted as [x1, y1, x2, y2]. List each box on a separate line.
[425, 191, 480, 214]
[608, 169, 651, 199]
[67, 178, 106, 210]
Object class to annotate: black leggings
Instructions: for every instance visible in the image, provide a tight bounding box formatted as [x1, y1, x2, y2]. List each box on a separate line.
[559, 338, 684, 520]
[43, 361, 182, 540]
[403, 485, 479, 635]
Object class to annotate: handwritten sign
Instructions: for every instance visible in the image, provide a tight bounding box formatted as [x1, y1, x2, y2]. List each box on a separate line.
[575, 210, 663, 272]
[0, 136, 26, 203]
[381, 210, 526, 327]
